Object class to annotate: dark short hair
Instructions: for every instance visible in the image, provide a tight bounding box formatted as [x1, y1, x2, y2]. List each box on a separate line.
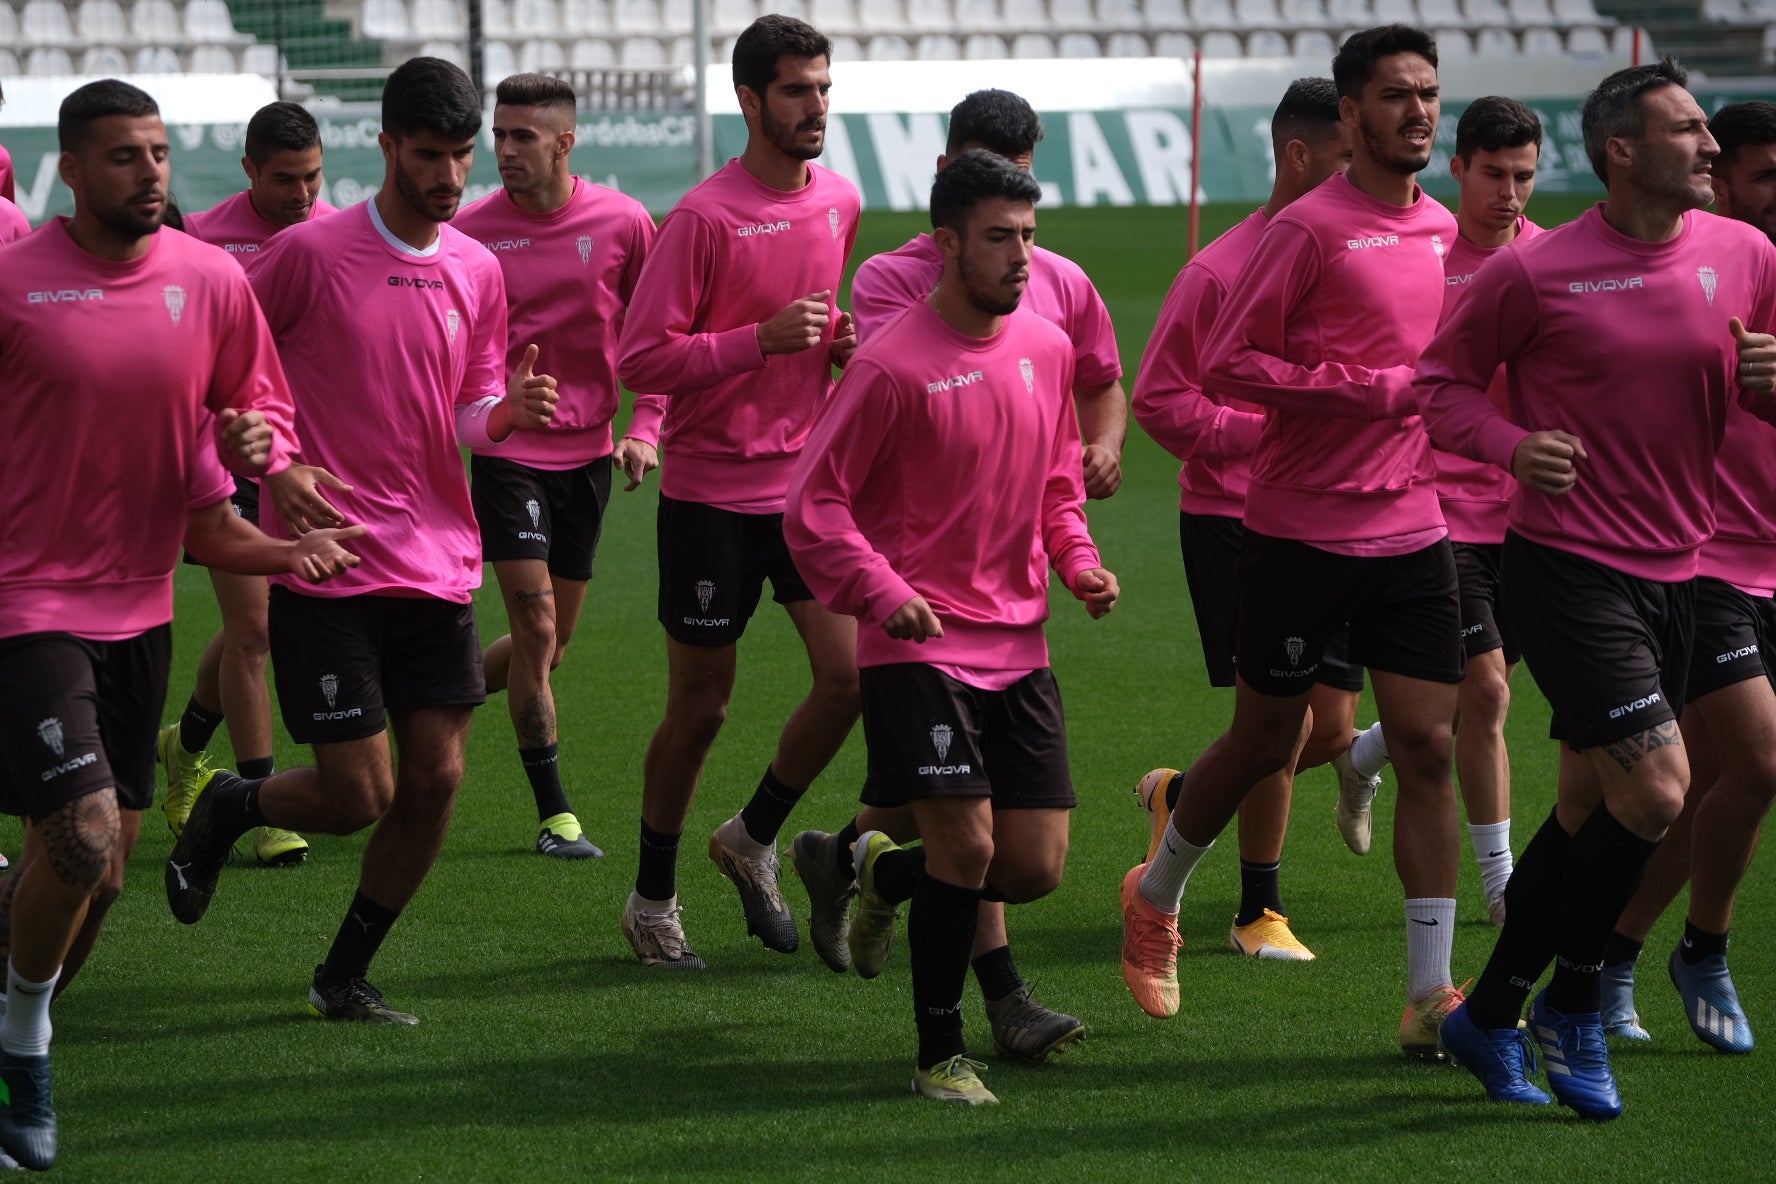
[1710, 100, 1776, 166]
[1455, 95, 1543, 163]
[1333, 24, 1438, 100]
[1271, 77, 1341, 153]
[495, 72, 578, 115]
[383, 56, 481, 142]
[732, 14, 831, 98]
[929, 149, 1043, 235]
[1581, 57, 1688, 184]
[58, 79, 159, 153]
[245, 101, 321, 164]
[946, 89, 1043, 158]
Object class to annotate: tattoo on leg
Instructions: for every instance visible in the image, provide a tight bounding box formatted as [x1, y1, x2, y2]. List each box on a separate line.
[1601, 721, 1682, 773]
[516, 588, 554, 604]
[517, 693, 558, 748]
[42, 793, 119, 893]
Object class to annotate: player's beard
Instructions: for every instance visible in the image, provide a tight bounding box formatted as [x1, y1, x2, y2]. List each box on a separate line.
[95, 185, 167, 239]
[394, 156, 462, 223]
[1359, 111, 1432, 176]
[959, 247, 1025, 318]
[761, 104, 825, 162]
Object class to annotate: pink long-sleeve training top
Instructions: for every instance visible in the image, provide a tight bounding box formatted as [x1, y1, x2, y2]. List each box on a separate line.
[785, 299, 1100, 677]
[0, 220, 299, 639]
[1432, 216, 1543, 545]
[1133, 208, 1268, 517]
[1202, 171, 1458, 554]
[0, 196, 29, 245]
[455, 177, 657, 468]
[1419, 206, 1776, 582]
[182, 189, 340, 274]
[617, 159, 860, 513]
[249, 201, 510, 602]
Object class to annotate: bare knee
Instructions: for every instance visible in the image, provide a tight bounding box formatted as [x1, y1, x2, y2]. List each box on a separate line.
[39, 791, 121, 896]
[325, 768, 397, 833]
[1459, 668, 1511, 734]
[811, 665, 861, 720]
[509, 597, 559, 671]
[928, 831, 995, 888]
[1386, 719, 1455, 788]
[221, 616, 271, 667]
[668, 685, 730, 750]
[990, 856, 1065, 903]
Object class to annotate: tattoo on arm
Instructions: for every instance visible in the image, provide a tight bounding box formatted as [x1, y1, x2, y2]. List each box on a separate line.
[41, 790, 119, 892]
[515, 588, 554, 604]
[1601, 720, 1682, 773]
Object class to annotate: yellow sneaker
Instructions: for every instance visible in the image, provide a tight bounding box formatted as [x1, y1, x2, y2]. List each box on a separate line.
[1120, 864, 1182, 1018]
[1229, 908, 1316, 961]
[251, 826, 309, 867]
[911, 1055, 998, 1105]
[847, 831, 902, 979]
[1400, 980, 1470, 1060]
[157, 723, 216, 838]
[1134, 768, 1182, 865]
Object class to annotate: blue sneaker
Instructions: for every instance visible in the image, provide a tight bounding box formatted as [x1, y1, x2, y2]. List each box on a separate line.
[1438, 1001, 1551, 1105]
[1600, 960, 1651, 1041]
[1669, 947, 1754, 1054]
[0, 1049, 56, 1170]
[1528, 990, 1622, 1120]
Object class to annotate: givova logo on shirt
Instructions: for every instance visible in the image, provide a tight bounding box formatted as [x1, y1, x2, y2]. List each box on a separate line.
[928, 369, 984, 394]
[27, 288, 102, 303]
[1569, 277, 1643, 294]
[36, 716, 95, 782]
[1346, 235, 1399, 250]
[737, 220, 791, 237]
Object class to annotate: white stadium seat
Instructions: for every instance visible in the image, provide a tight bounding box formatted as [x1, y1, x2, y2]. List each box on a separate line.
[1145, 0, 1188, 29]
[809, 0, 859, 33]
[1106, 31, 1150, 54]
[958, 0, 1000, 26]
[1292, 28, 1335, 57]
[1004, 0, 1048, 25]
[1059, 31, 1101, 55]
[827, 33, 864, 59]
[186, 0, 247, 42]
[774, 0, 808, 17]
[1200, 29, 1244, 55]
[1369, 0, 1411, 21]
[128, 0, 180, 41]
[1246, 28, 1288, 53]
[80, 45, 130, 73]
[1460, 0, 1507, 24]
[1699, 0, 1745, 20]
[620, 36, 668, 64]
[963, 31, 1009, 56]
[483, 38, 518, 80]
[1098, 0, 1145, 29]
[561, 0, 608, 33]
[1324, 0, 1369, 22]
[660, 0, 694, 31]
[1053, 0, 1096, 27]
[20, 0, 75, 46]
[361, 0, 411, 39]
[1416, 0, 1462, 26]
[1280, 0, 1331, 26]
[1566, 25, 1607, 54]
[714, 0, 756, 31]
[241, 43, 284, 73]
[1233, 0, 1283, 27]
[1506, 0, 1555, 23]
[909, 0, 954, 25]
[1611, 25, 1651, 56]
[26, 47, 75, 73]
[865, 33, 910, 58]
[0, 50, 20, 77]
[1474, 26, 1515, 54]
[188, 44, 237, 71]
[571, 37, 615, 65]
[1433, 27, 1471, 56]
[1190, 0, 1236, 26]
[916, 32, 962, 57]
[1552, 0, 1608, 24]
[1152, 30, 1195, 55]
[1010, 31, 1055, 55]
[0, 6, 16, 45]
[76, 0, 129, 45]
[418, 39, 467, 65]
[513, 0, 563, 35]
[1521, 26, 1563, 54]
[133, 44, 182, 71]
[519, 37, 566, 70]
[413, 0, 466, 36]
[612, 0, 659, 31]
[858, 0, 908, 29]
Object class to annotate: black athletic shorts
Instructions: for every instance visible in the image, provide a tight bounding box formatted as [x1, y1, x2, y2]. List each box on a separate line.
[657, 494, 813, 647]
[1453, 541, 1521, 665]
[1685, 576, 1776, 704]
[0, 626, 171, 818]
[1234, 530, 1463, 697]
[1178, 511, 1362, 692]
[471, 454, 613, 581]
[269, 587, 486, 745]
[859, 663, 1075, 810]
[1502, 531, 1694, 749]
[181, 475, 261, 566]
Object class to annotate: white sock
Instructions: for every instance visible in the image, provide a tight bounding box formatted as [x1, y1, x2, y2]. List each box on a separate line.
[1404, 898, 1456, 1001]
[0, 963, 59, 1058]
[627, 890, 676, 914]
[1138, 819, 1213, 912]
[1469, 819, 1514, 901]
[719, 813, 772, 857]
[1349, 722, 1390, 779]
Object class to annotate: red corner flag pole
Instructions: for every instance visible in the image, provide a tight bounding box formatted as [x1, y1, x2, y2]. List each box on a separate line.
[1188, 47, 1204, 258]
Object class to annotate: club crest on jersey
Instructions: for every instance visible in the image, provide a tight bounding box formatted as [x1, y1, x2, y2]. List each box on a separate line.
[1431, 234, 1445, 260]
[1698, 266, 1718, 305]
[320, 673, 339, 709]
[446, 309, 461, 343]
[1019, 357, 1034, 394]
[163, 284, 187, 325]
[696, 579, 715, 613]
[828, 207, 840, 240]
[1284, 636, 1305, 668]
[930, 723, 953, 761]
[36, 718, 64, 758]
[577, 235, 593, 265]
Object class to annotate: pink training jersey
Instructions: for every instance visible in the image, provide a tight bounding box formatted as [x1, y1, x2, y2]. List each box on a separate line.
[250, 201, 510, 602]
[851, 232, 1122, 388]
[0, 220, 299, 640]
[454, 177, 657, 468]
[617, 158, 860, 513]
[1433, 217, 1544, 545]
[1704, 394, 1776, 597]
[0, 196, 29, 244]
[786, 301, 1099, 676]
[1419, 206, 1776, 583]
[1202, 171, 1457, 554]
[0, 144, 13, 204]
[1133, 208, 1269, 516]
[182, 189, 340, 274]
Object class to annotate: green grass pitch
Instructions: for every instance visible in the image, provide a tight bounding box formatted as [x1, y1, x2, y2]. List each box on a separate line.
[29, 195, 1776, 1181]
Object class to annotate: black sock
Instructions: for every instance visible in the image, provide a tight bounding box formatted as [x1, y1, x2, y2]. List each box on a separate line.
[238, 756, 275, 781]
[910, 874, 981, 1070]
[202, 774, 268, 845]
[971, 944, 1023, 1003]
[739, 766, 804, 845]
[873, 846, 926, 905]
[1164, 769, 1185, 812]
[1235, 859, 1283, 927]
[1545, 805, 1659, 1015]
[636, 821, 680, 901]
[1468, 807, 1572, 1030]
[319, 890, 401, 983]
[520, 744, 571, 821]
[833, 818, 863, 877]
[1680, 920, 1729, 964]
[178, 695, 224, 755]
[1603, 930, 1644, 969]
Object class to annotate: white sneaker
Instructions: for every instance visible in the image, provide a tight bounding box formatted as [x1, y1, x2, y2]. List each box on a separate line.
[1486, 890, 1507, 928]
[1332, 745, 1381, 856]
[622, 895, 708, 970]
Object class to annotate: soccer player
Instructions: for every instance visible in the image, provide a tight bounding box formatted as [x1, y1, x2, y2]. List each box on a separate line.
[0, 79, 359, 1169]
[455, 73, 658, 861]
[786, 150, 1117, 1105]
[1120, 26, 1467, 1055]
[1134, 77, 1379, 968]
[1422, 61, 1776, 1118]
[1435, 96, 1545, 927]
[159, 100, 339, 869]
[615, 15, 861, 967]
[0, 195, 26, 243]
[1598, 99, 1776, 1053]
[162, 57, 562, 1025]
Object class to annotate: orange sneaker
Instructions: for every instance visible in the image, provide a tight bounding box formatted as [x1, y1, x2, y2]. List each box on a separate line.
[1134, 768, 1182, 865]
[1400, 979, 1470, 1060]
[1120, 864, 1182, 1018]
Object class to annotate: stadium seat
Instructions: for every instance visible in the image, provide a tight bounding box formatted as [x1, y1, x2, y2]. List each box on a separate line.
[361, 0, 411, 39]
[0, 50, 19, 78]
[419, 38, 468, 64]
[1053, 0, 1096, 27]
[1699, 0, 1746, 20]
[916, 32, 962, 57]
[620, 35, 668, 63]
[483, 0, 512, 33]
[1460, 0, 1507, 25]
[668, 35, 693, 62]
[1323, 0, 1370, 24]
[76, 0, 128, 45]
[1292, 27, 1335, 56]
[1059, 31, 1101, 54]
[513, 0, 563, 35]
[1152, 30, 1195, 54]
[1233, 0, 1284, 27]
[20, 0, 75, 46]
[810, 0, 859, 33]
[1190, 0, 1236, 26]
[1505, 0, 1554, 24]
[957, 0, 1000, 27]
[713, 0, 756, 31]
[519, 37, 566, 70]
[1611, 25, 1651, 56]
[866, 32, 910, 57]
[1246, 27, 1288, 53]
[1520, 25, 1562, 54]
[25, 46, 75, 73]
[1010, 31, 1055, 54]
[1416, 0, 1462, 26]
[1552, 0, 1608, 24]
[133, 44, 182, 71]
[1433, 26, 1471, 56]
[186, 0, 247, 42]
[613, 0, 658, 31]
[0, 6, 17, 49]
[1474, 25, 1515, 54]
[1004, 0, 1048, 26]
[188, 44, 236, 71]
[775, 0, 807, 17]
[1566, 24, 1607, 54]
[909, 0, 954, 26]
[560, 0, 606, 32]
[413, 0, 466, 36]
[1144, 0, 1188, 30]
[858, 0, 908, 30]
[661, 0, 692, 31]
[570, 36, 615, 64]
[484, 38, 518, 79]
[1200, 29, 1243, 55]
[80, 44, 130, 73]
[828, 32, 864, 59]
[1280, 0, 1332, 26]
[963, 31, 1008, 55]
[1369, 0, 1411, 21]
[1098, 0, 1145, 30]
[1106, 30, 1151, 53]
[239, 42, 282, 73]
[1766, 22, 1776, 64]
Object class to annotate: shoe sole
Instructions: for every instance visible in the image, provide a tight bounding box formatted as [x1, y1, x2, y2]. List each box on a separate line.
[995, 1024, 1086, 1064]
[537, 836, 603, 860]
[1230, 937, 1315, 961]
